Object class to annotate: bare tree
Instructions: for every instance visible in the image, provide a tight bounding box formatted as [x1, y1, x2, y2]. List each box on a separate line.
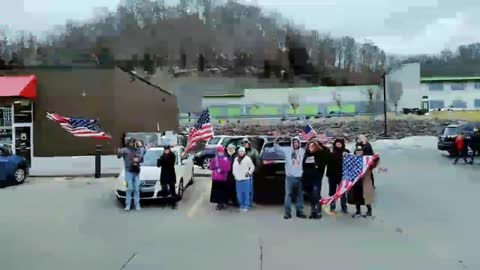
[288, 92, 300, 114]
[387, 80, 403, 114]
[331, 91, 342, 114]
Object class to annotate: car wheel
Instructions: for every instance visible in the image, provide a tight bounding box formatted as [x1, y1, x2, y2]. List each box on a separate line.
[177, 179, 184, 200]
[202, 158, 211, 169]
[14, 168, 26, 184]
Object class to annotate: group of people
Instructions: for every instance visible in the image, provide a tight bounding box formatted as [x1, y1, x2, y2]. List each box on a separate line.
[209, 139, 259, 212]
[208, 134, 377, 219]
[117, 137, 178, 211]
[453, 129, 480, 164]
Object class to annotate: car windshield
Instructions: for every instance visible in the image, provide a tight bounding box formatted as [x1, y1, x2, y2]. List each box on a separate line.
[207, 137, 221, 145]
[142, 149, 164, 166]
[444, 127, 459, 136]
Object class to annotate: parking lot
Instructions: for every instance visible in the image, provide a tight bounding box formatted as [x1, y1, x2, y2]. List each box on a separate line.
[1, 137, 479, 270]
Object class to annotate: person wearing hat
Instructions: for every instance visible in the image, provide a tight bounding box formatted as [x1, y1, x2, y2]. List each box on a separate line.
[355, 134, 375, 188]
[242, 138, 259, 207]
[347, 145, 374, 218]
[326, 138, 349, 214]
[117, 138, 142, 211]
[225, 144, 238, 206]
[157, 145, 178, 209]
[274, 135, 307, 219]
[232, 146, 255, 212]
[209, 146, 232, 210]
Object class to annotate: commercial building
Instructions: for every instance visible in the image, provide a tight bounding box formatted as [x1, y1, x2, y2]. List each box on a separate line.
[419, 77, 480, 110]
[0, 65, 179, 167]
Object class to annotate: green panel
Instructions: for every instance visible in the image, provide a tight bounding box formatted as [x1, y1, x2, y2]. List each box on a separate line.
[227, 106, 242, 117]
[327, 104, 356, 113]
[209, 107, 222, 117]
[303, 105, 318, 115]
[250, 106, 279, 116]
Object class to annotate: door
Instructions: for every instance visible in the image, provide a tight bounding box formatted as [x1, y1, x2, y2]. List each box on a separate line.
[421, 101, 429, 111]
[14, 126, 32, 167]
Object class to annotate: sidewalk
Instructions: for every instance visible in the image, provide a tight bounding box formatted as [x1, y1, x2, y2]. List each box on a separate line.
[29, 156, 122, 177]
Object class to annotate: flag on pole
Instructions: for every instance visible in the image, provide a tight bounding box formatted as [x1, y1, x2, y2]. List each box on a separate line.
[301, 124, 317, 141]
[46, 112, 111, 140]
[320, 152, 380, 206]
[183, 108, 214, 157]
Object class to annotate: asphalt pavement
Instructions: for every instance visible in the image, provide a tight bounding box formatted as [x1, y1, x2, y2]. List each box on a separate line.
[0, 136, 478, 270]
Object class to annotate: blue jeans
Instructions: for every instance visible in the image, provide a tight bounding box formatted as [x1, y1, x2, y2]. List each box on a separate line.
[284, 176, 304, 215]
[236, 179, 251, 210]
[249, 176, 254, 206]
[125, 171, 141, 208]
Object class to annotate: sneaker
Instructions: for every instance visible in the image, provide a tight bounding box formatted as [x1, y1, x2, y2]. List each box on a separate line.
[124, 205, 131, 211]
[241, 208, 248, 213]
[366, 210, 373, 217]
[341, 207, 348, 214]
[296, 213, 307, 219]
[135, 205, 141, 211]
[309, 214, 321, 219]
[283, 213, 292, 219]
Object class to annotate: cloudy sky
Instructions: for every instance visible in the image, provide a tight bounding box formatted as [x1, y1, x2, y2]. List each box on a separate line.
[1, 0, 479, 55]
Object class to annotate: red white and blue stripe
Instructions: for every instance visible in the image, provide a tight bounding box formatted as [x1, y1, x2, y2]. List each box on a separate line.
[183, 108, 214, 157]
[301, 124, 317, 141]
[320, 152, 379, 206]
[46, 112, 111, 140]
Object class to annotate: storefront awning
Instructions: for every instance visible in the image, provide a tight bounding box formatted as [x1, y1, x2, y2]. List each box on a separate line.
[0, 75, 37, 99]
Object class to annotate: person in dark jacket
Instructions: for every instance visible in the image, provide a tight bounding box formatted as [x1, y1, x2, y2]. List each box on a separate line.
[326, 138, 349, 214]
[302, 140, 330, 219]
[117, 138, 143, 211]
[356, 134, 375, 188]
[157, 145, 178, 209]
[470, 129, 480, 164]
[225, 144, 238, 206]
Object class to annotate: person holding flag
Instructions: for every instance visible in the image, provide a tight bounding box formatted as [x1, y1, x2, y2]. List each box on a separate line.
[274, 134, 307, 220]
[326, 138, 349, 214]
[348, 145, 375, 218]
[183, 108, 214, 158]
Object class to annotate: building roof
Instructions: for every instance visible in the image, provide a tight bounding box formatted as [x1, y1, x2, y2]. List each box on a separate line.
[421, 76, 480, 83]
[202, 94, 245, 98]
[0, 75, 37, 99]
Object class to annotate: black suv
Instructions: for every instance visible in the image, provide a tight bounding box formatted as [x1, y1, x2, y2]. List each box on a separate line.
[437, 122, 480, 156]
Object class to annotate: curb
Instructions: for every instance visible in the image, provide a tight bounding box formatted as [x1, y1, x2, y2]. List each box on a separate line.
[30, 173, 211, 178]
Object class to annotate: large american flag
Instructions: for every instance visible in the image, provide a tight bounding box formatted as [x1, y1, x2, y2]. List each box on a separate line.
[320, 152, 379, 206]
[301, 124, 317, 141]
[46, 112, 111, 140]
[183, 108, 214, 157]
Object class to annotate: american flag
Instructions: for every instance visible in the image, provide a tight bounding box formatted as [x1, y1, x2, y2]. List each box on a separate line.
[320, 152, 379, 206]
[301, 124, 317, 141]
[46, 112, 111, 140]
[183, 108, 214, 157]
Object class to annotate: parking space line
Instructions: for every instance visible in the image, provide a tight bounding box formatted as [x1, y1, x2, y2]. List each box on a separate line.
[187, 190, 208, 218]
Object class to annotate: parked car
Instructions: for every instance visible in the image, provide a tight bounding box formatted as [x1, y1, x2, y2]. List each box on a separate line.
[194, 136, 251, 168]
[437, 122, 480, 156]
[0, 146, 29, 188]
[114, 145, 194, 204]
[253, 139, 307, 203]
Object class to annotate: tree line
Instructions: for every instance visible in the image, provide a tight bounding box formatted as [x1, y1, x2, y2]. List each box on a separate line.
[1, 0, 479, 85]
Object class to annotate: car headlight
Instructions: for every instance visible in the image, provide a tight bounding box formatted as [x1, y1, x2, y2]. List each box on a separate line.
[122, 180, 127, 187]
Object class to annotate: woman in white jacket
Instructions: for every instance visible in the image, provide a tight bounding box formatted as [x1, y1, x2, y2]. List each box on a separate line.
[232, 147, 255, 212]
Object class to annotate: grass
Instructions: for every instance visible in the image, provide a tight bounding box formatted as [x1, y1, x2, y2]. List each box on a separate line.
[430, 111, 480, 121]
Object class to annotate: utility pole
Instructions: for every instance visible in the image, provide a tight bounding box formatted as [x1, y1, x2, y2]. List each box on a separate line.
[382, 72, 388, 137]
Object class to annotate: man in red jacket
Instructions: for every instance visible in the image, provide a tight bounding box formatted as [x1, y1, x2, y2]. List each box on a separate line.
[453, 133, 469, 164]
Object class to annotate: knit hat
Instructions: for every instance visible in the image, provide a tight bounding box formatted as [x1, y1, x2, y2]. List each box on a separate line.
[227, 144, 236, 150]
[238, 147, 246, 153]
[217, 146, 225, 153]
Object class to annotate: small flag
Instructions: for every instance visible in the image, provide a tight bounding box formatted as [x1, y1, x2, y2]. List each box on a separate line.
[320, 152, 380, 206]
[183, 108, 214, 157]
[46, 112, 111, 140]
[301, 124, 317, 141]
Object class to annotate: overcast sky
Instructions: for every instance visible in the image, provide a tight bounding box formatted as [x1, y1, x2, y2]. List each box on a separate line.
[1, 0, 479, 55]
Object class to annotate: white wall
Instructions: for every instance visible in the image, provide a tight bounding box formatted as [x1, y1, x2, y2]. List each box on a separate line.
[420, 82, 480, 109]
[386, 63, 422, 109]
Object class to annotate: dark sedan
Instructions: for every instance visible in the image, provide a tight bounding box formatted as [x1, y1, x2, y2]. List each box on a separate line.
[437, 122, 480, 156]
[0, 147, 29, 188]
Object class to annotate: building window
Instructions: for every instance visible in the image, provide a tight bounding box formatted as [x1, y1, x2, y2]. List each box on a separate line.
[0, 107, 12, 127]
[429, 100, 445, 109]
[13, 101, 33, 123]
[450, 99, 467, 108]
[428, 83, 443, 91]
[474, 83, 480, 89]
[474, 99, 480, 108]
[450, 83, 466, 91]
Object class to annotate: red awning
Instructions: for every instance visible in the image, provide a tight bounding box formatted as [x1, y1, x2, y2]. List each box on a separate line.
[0, 75, 37, 99]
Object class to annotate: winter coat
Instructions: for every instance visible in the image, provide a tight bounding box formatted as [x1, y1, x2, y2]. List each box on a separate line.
[302, 148, 329, 185]
[157, 152, 177, 184]
[356, 142, 374, 155]
[455, 136, 465, 151]
[347, 169, 374, 205]
[327, 148, 350, 182]
[117, 147, 142, 173]
[209, 154, 232, 181]
[232, 156, 255, 181]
